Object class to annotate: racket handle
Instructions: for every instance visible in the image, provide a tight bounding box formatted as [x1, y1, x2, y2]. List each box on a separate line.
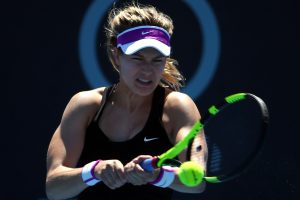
[141, 157, 158, 172]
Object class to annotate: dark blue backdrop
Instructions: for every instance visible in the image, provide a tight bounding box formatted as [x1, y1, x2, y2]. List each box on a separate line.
[2, 0, 299, 199]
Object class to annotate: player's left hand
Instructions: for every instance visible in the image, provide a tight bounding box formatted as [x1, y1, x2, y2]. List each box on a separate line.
[124, 155, 160, 185]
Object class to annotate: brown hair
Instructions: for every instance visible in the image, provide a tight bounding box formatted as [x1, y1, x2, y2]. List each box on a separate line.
[104, 2, 185, 91]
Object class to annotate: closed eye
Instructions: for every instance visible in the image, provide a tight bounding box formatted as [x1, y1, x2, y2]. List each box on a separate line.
[153, 59, 164, 63]
[129, 56, 143, 61]
[133, 57, 143, 60]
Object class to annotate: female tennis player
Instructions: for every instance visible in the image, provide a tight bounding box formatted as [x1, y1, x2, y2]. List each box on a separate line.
[45, 2, 208, 199]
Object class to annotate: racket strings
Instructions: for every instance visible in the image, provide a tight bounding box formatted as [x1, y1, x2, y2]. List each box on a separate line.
[204, 95, 269, 182]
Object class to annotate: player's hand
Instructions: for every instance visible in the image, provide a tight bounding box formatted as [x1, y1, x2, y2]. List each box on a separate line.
[124, 155, 160, 185]
[94, 159, 127, 189]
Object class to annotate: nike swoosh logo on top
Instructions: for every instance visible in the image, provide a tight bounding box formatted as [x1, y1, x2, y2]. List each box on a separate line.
[144, 137, 159, 142]
[141, 31, 153, 35]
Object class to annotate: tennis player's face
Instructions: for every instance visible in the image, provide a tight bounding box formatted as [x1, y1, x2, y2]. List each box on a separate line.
[118, 48, 167, 96]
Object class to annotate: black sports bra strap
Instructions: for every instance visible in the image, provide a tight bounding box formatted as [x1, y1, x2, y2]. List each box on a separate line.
[93, 84, 116, 123]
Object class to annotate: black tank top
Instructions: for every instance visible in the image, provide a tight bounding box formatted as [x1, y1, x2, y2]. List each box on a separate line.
[77, 85, 174, 199]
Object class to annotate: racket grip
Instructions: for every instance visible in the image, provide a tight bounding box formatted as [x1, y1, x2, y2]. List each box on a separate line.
[141, 157, 158, 172]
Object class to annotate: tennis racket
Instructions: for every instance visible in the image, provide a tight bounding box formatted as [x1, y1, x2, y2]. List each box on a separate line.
[141, 93, 269, 185]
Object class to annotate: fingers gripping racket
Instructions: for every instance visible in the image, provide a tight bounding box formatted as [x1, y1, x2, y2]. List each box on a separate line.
[141, 93, 269, 186]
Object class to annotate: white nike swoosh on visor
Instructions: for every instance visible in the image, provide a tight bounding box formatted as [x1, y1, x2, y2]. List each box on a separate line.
[144, 137, 159, 142]
[141, 31, 153, 35]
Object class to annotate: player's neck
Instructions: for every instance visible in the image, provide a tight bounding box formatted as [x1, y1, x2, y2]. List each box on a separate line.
[110, 82, 153, 112]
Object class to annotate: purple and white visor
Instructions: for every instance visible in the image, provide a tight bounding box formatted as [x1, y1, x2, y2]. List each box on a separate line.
[117, 25, 171, 56]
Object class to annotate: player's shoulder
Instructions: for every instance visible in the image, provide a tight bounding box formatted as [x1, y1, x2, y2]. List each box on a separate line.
[164, 88, 196, 109]
[67, 87, 107, 111]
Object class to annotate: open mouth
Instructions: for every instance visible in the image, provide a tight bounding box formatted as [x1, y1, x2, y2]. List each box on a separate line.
[136, 78, 152, 86]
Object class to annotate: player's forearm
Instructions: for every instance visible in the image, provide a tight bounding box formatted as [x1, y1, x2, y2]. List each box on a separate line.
[171, 130, 207, 193]
[46, 166, 87, 200]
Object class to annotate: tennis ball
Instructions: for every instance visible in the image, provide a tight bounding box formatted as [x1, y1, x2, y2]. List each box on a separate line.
[178, 161, 204, 187]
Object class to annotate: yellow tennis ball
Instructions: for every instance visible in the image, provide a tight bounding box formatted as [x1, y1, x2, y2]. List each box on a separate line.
[178, 161, 204, 187]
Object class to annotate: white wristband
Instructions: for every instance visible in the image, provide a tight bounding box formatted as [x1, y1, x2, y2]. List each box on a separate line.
[150, 166, 175, 188]
[81, 160, 101, 186]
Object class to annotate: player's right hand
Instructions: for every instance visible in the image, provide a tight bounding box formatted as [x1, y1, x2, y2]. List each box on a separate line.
[94, 159, 127, 189]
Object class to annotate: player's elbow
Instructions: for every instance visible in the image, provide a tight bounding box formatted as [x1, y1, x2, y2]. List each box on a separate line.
[196, 181, 206, 193]
[45, 179, 56, 200]
[174, 181, 206, 194]
[45, 177, 62, 200]
[187, 181, 206, 194]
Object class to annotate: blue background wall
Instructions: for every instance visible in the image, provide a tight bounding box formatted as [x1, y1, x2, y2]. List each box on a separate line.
[2, 0, 299, 199]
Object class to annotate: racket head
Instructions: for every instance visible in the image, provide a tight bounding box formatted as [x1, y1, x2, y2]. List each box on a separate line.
[199, 93, 269, 183]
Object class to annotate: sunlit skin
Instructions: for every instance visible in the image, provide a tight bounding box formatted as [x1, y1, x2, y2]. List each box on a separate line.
[114, 48, 167, 97]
